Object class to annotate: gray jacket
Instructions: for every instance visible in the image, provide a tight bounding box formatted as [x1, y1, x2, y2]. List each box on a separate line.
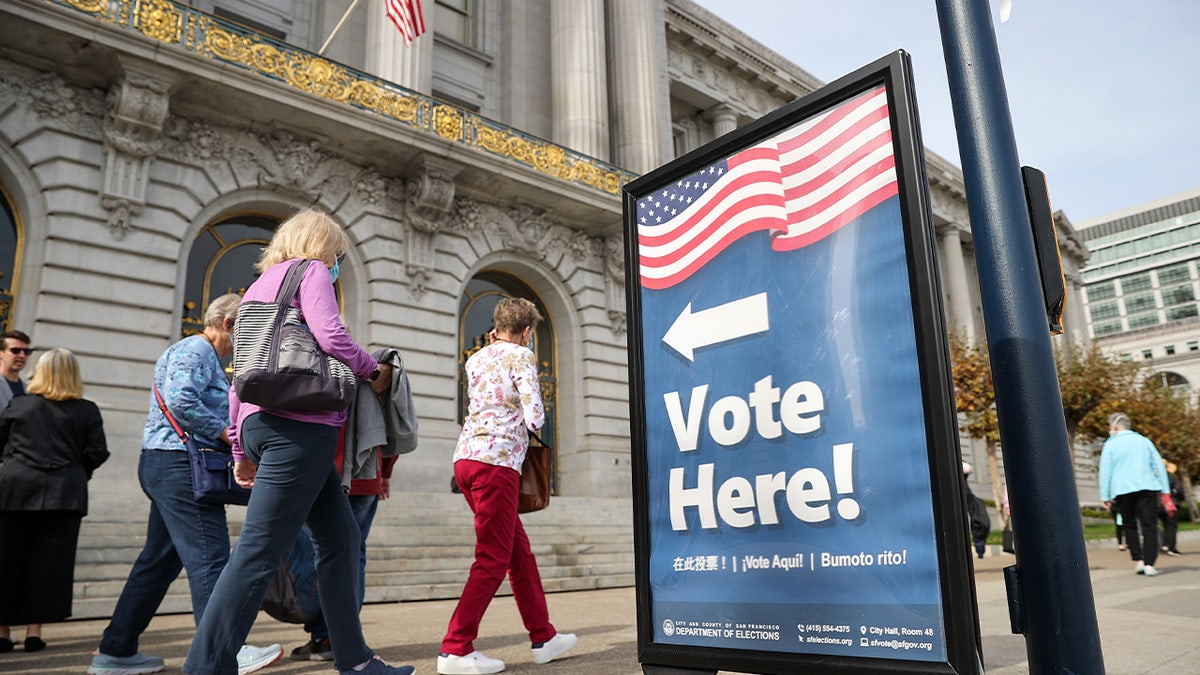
[341, 348, 418, 490]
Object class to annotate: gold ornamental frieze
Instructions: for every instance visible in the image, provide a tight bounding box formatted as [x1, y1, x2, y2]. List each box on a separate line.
[56, 0, 119, 23]
[472, 119, 623, 195]
[135, 0, 182, 43]
[43, 0, 633, 197]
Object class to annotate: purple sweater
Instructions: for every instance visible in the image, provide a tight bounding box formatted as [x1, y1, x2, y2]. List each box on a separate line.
[228, 259, 378, 462]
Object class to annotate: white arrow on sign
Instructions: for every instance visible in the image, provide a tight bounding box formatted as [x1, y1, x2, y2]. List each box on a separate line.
[662, 292, 770, 362]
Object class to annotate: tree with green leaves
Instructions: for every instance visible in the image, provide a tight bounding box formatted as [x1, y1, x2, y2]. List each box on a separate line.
[1055, 342, 1139, 456]
[947, 332, 1006, 529]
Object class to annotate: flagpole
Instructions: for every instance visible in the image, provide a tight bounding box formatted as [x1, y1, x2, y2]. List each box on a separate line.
[318, 0, 364, 55]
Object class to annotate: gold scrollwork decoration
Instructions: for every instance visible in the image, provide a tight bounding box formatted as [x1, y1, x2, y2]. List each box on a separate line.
[470, 121, 622, 194]
[434, 106, 464, 142]
[136, 0, 183, 44]
[58, 0, 121, 23]
[197, 20, 425, 126]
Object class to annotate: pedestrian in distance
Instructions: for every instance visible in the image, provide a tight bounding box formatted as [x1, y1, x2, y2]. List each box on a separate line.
[1157, 461, 1183, 557]
[0, 347, 109, 653]
[182, 208, 412, 675]
[438, 297, 576, 675]
[961, 462, 989, 560]
[1099, 412, 1172, 577]
[88, 294, 282, 675]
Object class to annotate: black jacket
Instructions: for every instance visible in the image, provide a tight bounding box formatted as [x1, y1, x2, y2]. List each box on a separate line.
[0, 395, 109, 515]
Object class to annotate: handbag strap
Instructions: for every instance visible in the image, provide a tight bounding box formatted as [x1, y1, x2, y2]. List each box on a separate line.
[152, 382, 189, 442]
[266, 259, 314, 370]
[274, 259, 312, 306]
[529, 431, 546, 447]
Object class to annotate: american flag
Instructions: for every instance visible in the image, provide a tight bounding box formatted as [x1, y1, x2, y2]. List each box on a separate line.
[637, 87, 898, 290]
[386, 0, 426, 44]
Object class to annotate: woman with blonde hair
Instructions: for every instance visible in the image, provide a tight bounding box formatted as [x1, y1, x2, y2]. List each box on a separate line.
[0, 348, 108, 653]
[183, 208, 412, 675]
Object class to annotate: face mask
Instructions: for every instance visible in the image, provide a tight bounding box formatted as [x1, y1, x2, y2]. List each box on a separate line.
[330, 257, 341, 284]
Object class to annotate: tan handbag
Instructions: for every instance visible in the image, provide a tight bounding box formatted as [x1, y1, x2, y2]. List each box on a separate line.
[518, 433, 552, 514]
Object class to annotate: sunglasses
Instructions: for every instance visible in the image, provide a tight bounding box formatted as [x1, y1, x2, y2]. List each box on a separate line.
[335, 250, 347, 264]
[6, 347, 33, 356]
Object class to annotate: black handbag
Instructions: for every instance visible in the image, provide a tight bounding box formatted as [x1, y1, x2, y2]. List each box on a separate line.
[153, 383, 251, 506]
[232, 259, 358, 411]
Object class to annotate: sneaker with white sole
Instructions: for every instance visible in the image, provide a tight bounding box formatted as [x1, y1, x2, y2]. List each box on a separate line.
[88, 652, 166, 675]
[1135, 561, 1146, 574]
[531, 632, 578, 665]
[438, 650, 506, 674]
[237, 643, 284, 675]
[1143, 565, 1158, 577]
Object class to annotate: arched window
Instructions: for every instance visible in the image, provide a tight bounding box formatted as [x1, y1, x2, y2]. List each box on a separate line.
[0, 183, 19, 332]
[180, 214, 279, 337]
[458, 271, 559, 492]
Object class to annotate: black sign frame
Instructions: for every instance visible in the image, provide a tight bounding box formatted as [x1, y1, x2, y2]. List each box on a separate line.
[623, 52, 983, 675]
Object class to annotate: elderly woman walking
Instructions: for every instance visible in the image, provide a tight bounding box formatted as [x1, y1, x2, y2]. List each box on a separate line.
[437, 297, 576, 675]
[88, 294, 281, 675]
[183, 208, 412, 675]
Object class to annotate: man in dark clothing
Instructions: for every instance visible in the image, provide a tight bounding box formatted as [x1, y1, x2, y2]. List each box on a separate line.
[0, 330, 31, 409]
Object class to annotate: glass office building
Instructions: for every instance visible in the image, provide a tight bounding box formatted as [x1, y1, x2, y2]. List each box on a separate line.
[1078, 188, 1200, 388]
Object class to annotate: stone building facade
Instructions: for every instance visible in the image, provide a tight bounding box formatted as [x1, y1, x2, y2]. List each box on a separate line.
[0, 0, 1091, 611]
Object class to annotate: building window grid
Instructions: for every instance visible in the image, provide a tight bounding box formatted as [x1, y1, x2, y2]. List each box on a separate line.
[1088, 301, 1120, 321]
[1129, 313, 1161, 330]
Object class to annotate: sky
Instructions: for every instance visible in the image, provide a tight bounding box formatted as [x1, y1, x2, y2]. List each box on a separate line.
[689, 1, 1200, 225]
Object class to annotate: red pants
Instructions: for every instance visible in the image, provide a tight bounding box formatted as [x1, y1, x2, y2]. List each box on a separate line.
[441, 459, 556, 655]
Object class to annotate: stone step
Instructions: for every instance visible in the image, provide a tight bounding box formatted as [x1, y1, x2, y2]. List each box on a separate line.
[70, 496, 636, 620]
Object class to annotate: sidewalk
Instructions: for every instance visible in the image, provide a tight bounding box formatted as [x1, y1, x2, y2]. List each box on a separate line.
[5, 533, 1199, 674]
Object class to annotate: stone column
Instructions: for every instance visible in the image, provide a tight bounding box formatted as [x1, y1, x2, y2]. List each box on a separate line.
[551, 0, 610, 160]
[367, 0, 432, 92]
[707, 103, 739, 138]
[609, 0, 667, 173]
[1062, 272, 1088, 349]
[940, 225, 976, 341]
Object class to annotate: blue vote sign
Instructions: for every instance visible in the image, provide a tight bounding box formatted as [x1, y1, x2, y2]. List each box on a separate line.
[624, 53, 981, 674]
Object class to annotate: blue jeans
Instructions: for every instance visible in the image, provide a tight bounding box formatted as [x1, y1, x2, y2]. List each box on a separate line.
[99, 449, 230, 657]
[294, 493, 380, 639]
[183, 414, 370, 675]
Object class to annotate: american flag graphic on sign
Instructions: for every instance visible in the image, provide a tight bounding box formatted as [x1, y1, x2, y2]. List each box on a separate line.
[637, 86, 897, 290]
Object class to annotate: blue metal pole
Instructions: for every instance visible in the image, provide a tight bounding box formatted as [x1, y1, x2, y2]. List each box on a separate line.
[933, 1, 1105, 672]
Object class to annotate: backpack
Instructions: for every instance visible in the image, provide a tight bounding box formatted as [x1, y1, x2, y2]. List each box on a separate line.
[261, 531, 321, 624]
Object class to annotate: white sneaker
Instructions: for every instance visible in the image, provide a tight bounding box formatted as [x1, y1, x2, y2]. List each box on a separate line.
[237, 644, 284, 675]
[531, 632, 577, 665]
[1143, 565, 1158, 577]
[438, 650, 505, 674]
[1135, 561, 1146, 574]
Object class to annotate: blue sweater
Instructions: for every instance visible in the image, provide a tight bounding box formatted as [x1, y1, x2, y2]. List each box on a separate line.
[1098, 429, 1170, 501]
[143, 334, 230, 450]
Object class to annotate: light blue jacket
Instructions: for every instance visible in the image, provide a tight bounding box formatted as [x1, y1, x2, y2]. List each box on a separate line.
[1098, 429, 1170, 501]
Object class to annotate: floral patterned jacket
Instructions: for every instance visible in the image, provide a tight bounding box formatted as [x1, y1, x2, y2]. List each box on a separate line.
[453, 341, 544, 472]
